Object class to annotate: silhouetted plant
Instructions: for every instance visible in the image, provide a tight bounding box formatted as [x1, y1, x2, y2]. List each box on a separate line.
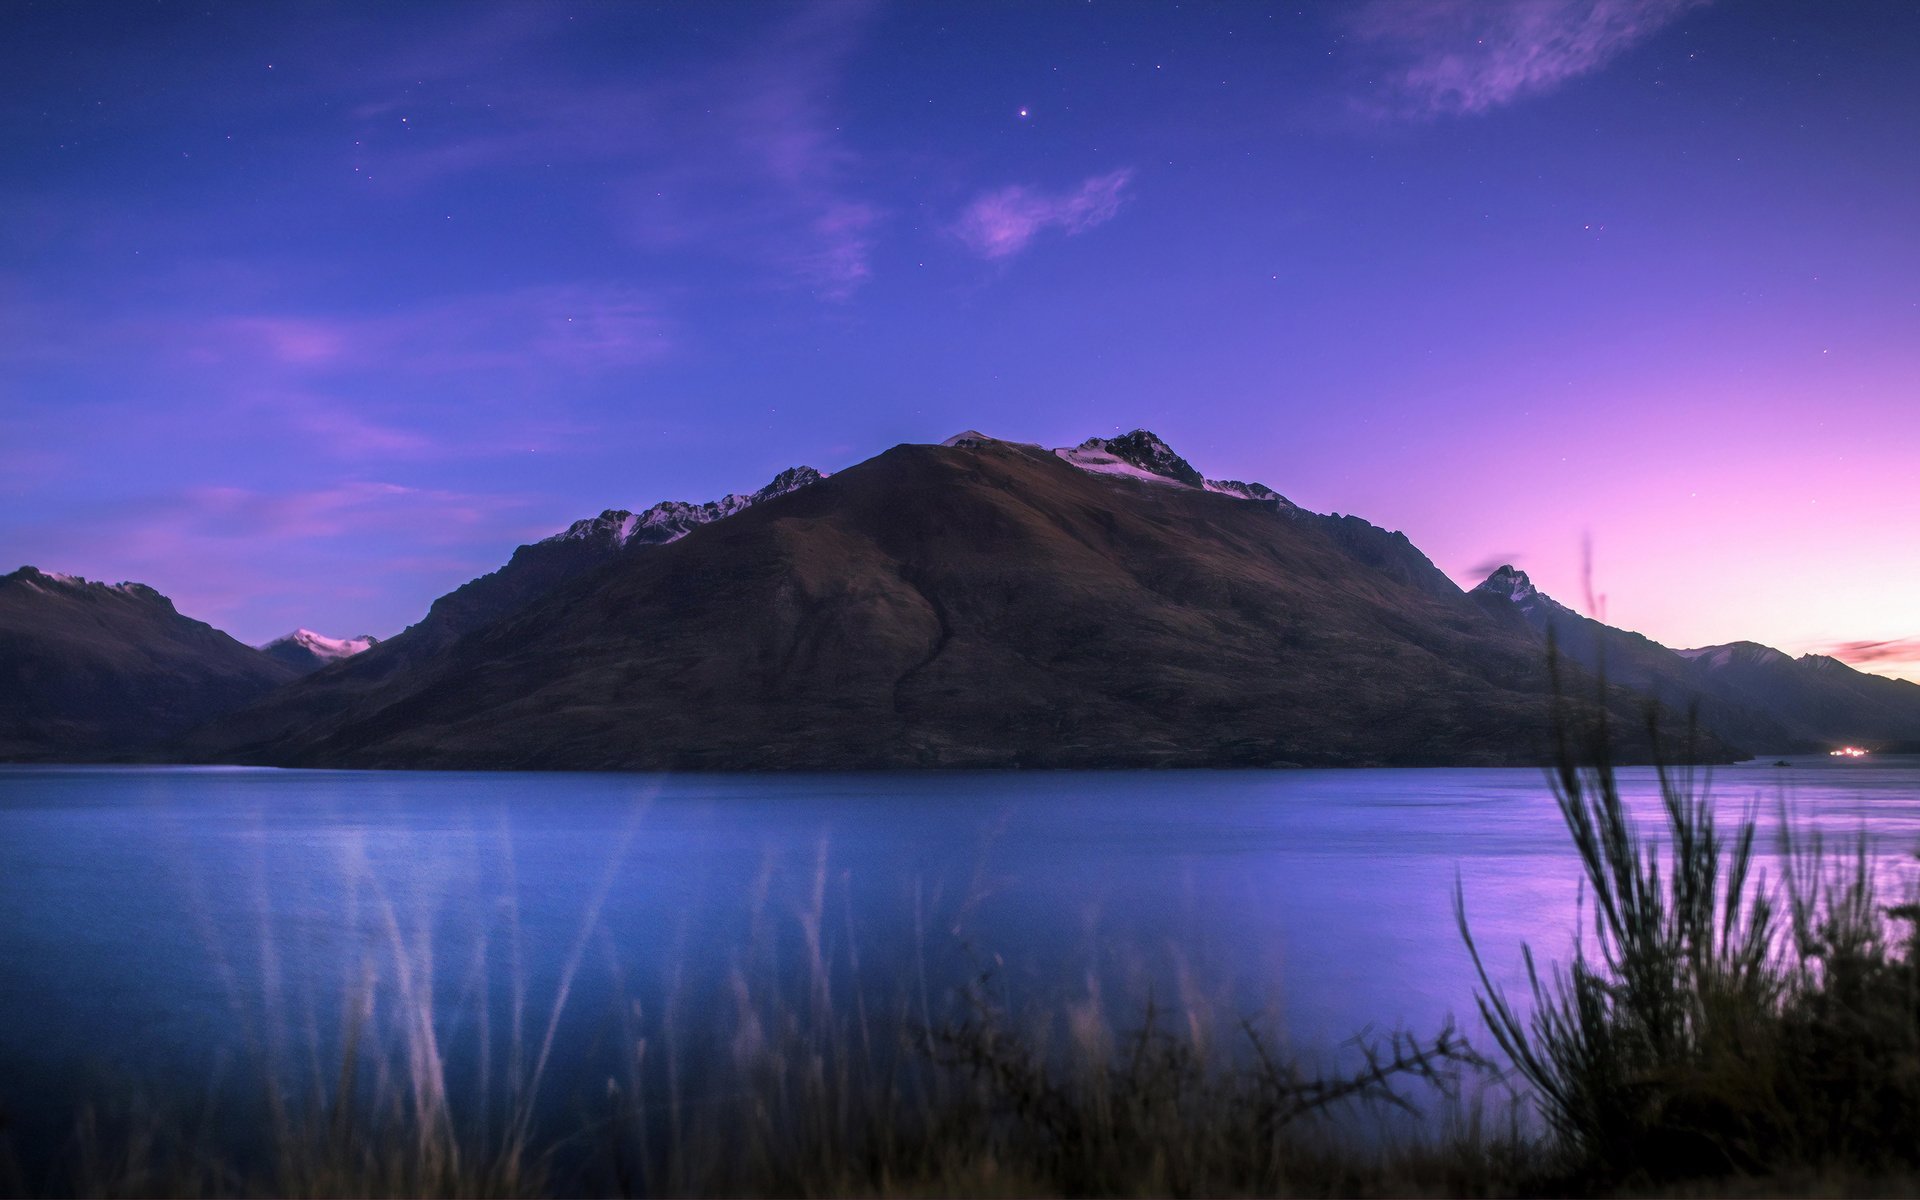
[1459, 644, 1920, 1186]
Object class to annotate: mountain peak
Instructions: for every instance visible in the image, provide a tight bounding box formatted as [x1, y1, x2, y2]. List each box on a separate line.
[752, 465, 826, 501]
[4, 566, 171, 607]
[543, 465, 826, 551]
[1049, 429, 1291, 506]
[262, 628, 378, 656]
[1061, 430, 1205, 489]
[259, 628, 379, 674]
[1473, 565, 1537, 603]
[1799, 653, 1855, 674]
[1676, 641, 1795, 671]
[941, 429, 1002, 448]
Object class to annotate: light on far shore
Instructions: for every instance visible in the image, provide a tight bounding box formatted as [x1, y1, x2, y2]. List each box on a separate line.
[1831, 746, 1870, 758]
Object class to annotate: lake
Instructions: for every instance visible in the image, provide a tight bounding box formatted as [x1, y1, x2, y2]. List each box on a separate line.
[3, 758, 1918, 1174]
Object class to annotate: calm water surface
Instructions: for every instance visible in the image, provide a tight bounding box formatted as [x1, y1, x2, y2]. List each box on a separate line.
[3, 758, 1918, 1158]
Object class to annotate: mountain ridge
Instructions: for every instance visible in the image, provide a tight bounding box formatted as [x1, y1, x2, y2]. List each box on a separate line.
[179, 437, 1726, 770]
[0, 566, 296, 760]
[9, 432, 1917, 766]
[1470, 564, 1920, 752]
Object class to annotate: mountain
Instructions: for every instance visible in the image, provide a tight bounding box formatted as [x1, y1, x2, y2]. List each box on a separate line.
[259, 629, 380, 675]
[185, 433, 1719, 770]
[1678, 642, 1920, 749]
[1472, 565, 1920, 753]
[0, 567, 297, 760]
[378, 465, 826, 668]
[1053, 431, 1293, 503]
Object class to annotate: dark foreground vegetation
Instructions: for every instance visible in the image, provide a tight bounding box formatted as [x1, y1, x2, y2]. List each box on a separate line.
[9, 710, 1920, 1197]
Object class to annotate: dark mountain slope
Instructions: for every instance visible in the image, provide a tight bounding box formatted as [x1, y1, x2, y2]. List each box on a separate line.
[0, 567, 297, 760]
[1470, 565, 1805, 753]
[1472, 565, 1920, 753]
[1680, 642, 1920, 748]
[190, 438, 1712, 770]
[318, 467, 825, 696]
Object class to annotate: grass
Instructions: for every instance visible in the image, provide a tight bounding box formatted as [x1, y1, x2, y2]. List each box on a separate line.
[11, 693, 1920, 1196]
[1458, 656, 1920, 1191]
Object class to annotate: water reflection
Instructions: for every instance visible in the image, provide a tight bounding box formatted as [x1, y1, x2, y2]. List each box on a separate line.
[1, 757, 1916, 1159]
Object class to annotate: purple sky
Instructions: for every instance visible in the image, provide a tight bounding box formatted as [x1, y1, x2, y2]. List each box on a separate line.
[3, 1, 1916, 678]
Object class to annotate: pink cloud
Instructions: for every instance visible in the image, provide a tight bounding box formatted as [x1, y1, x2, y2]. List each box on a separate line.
[285, 405, 437, 458]
[220, 317, 351, 366]
[1821, 638, 1920, 668]
[952, 170, 1135, 261]
[153, 481, 504, 544]
[1348, 0, 1705, 119]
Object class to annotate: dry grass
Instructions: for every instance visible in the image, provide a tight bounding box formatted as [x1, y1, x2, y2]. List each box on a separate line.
[1458, 655, 1920, 1190]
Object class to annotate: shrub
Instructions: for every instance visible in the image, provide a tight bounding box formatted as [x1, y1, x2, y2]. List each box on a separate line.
[1458, 658, 1920, 1186]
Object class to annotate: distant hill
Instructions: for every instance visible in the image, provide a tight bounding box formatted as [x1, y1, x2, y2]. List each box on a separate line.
[1471, 565, 1920, 753]
[1679, 642, 1920, 749]
[0, 567, 296, 760]
[182, 434, 1720, 770]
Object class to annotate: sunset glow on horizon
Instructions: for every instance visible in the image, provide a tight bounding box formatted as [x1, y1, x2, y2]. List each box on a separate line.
[2, 1, 1915, 679]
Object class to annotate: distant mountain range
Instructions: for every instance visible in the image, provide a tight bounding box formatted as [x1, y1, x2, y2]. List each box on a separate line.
[1471, 565, 1920, 753]
[4, 431, 1916, 767]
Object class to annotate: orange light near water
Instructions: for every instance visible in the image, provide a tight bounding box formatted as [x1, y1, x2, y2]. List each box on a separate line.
[1830, 746, 1870, 758]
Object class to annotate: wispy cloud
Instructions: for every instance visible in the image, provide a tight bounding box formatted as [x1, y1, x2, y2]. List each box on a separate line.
[194, 285, 674, 377]
[353, 4, 883, 298]
[0, 280, 651, 465]
[1347, 0, 1704, 119]
[10, 481, 534, 635]
[952, 170, 1135, 261]
[1463, 554, 1527, 581]
[141, 285, 675, 461]
[152, 482, 519, 544]
[1820, 638, 1920, 669]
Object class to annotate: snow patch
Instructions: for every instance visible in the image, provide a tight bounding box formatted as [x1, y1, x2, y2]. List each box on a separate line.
[1050, 430, 1293, 506]
[1204, 478, 1291, 506]
[5, 566, 163, 600]
[261, 629, 378, 661]
[1053, 443, 1189, 487]
[540, 465, 827, 550]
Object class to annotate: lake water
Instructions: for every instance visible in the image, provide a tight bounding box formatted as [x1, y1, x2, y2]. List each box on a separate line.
[3, 758, 1919, 1172]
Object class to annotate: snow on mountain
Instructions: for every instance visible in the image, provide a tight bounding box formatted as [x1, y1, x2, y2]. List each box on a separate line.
[258, 627, 380, 674]
[260, 629, 378, 661]
[1051, 430, 1294, 506]
[5, 566, 169, 604]
[543, 465, 827, 550]
[1203, 479, 1289, 503]
[1056, 430, 1203, 488]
